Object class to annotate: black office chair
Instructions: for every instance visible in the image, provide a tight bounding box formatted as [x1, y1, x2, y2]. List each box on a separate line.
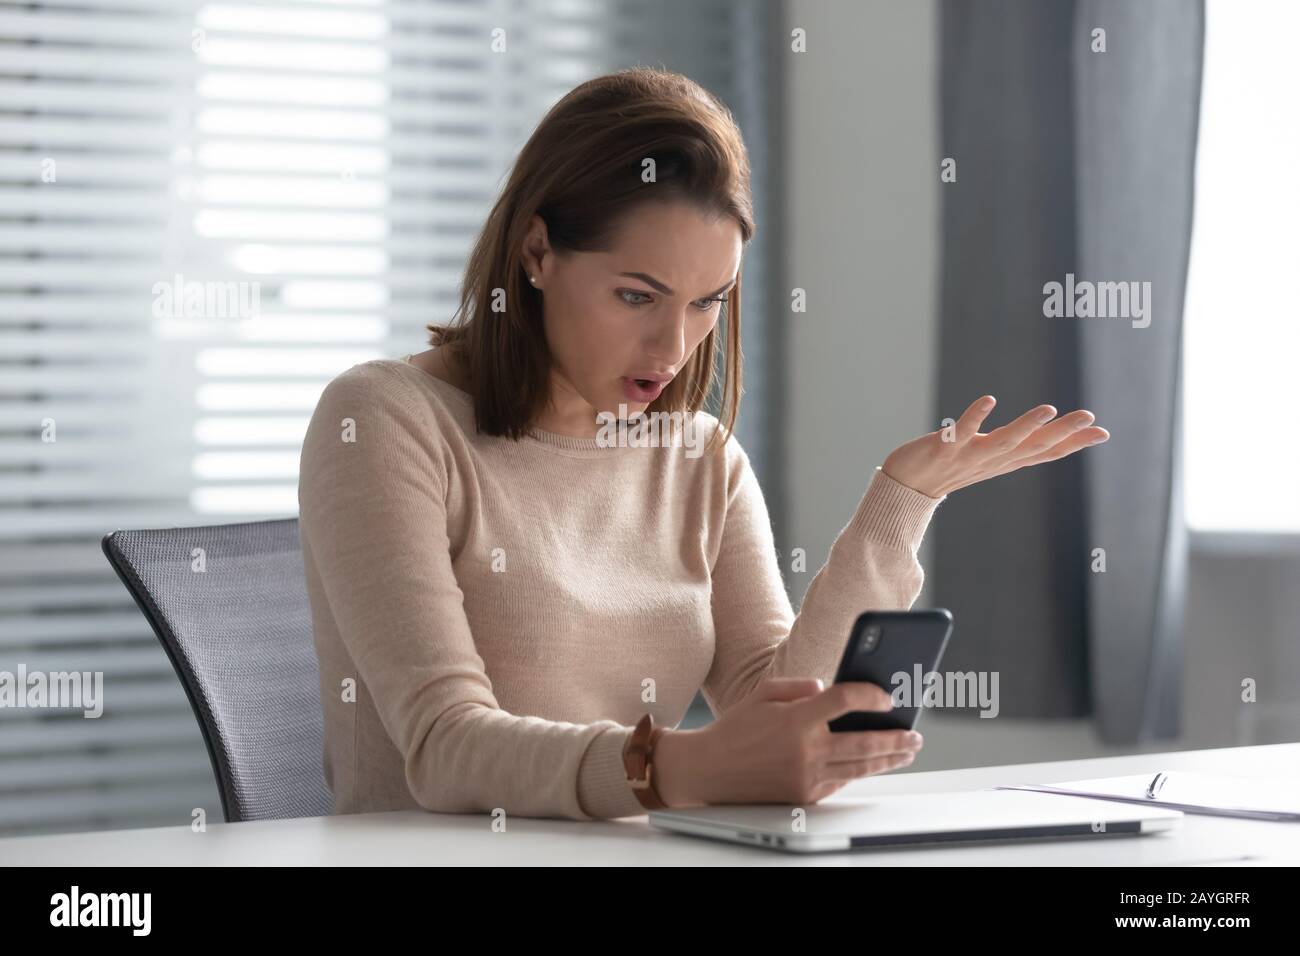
[102, 517, 332, 823]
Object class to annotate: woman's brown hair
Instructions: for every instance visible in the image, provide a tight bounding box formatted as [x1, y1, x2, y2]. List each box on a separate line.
[426, 66, 755, 457]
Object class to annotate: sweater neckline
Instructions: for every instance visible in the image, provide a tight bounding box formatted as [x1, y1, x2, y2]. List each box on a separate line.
[395, 355, 638, 457]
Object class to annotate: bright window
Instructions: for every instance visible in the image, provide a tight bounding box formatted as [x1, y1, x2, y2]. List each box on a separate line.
[1183, 0, 1300, 534]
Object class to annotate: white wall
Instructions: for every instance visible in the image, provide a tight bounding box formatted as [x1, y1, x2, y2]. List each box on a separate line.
[783, 0, 941, 583]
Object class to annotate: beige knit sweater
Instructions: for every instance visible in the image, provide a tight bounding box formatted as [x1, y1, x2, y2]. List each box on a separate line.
[297, 355, 946, 821]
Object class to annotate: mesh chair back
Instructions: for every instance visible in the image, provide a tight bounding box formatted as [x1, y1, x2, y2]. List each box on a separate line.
[102, 518, 331, 823]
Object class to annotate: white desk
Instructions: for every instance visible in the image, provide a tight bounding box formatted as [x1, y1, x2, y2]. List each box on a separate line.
[2, 743, 1297, 865]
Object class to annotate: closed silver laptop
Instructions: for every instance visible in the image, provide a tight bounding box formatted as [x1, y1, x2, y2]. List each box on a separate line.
[649, 788, 1183, 853]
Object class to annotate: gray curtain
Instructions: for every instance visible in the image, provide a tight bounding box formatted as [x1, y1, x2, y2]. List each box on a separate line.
[934, 0, 1203, 742]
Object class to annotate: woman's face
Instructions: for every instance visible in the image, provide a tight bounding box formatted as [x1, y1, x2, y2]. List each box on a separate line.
[522, 200, 743, 436]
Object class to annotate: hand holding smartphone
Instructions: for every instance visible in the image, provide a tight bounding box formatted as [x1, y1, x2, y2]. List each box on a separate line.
[827, 609, 954, 733]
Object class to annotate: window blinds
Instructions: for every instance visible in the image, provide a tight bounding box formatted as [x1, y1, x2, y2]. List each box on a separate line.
[0, 0, 777, 836]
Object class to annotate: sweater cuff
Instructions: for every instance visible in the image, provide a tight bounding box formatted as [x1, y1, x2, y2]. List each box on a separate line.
[845, 467, 946, 554]
[576, 726, 646, 819]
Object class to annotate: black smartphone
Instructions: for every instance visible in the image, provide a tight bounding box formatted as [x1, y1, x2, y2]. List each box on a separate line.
[827, 609, 954, 733]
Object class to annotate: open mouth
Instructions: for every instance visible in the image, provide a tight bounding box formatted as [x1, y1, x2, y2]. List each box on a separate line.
[623, 376, 668, 401]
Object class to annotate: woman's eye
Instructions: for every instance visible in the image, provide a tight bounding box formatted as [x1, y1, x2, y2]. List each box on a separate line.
[618, 290, 725, 310]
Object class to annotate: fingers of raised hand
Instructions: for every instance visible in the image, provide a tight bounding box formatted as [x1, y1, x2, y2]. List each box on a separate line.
[952, 395, 997, 443]
[977, 403, 1059, 457]
[978, 408, 1098, 467]
[994, 424, 1110, 474]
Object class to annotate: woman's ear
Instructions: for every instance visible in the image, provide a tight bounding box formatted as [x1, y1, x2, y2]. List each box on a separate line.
[520, 214, 552, 288]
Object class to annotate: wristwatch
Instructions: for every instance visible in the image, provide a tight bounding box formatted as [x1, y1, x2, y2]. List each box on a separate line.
[622, 713, 668, 810]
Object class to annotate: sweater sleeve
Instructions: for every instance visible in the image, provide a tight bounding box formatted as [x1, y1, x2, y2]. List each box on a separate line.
[298, 363, 642, 821]
[702, 441, 947, 717]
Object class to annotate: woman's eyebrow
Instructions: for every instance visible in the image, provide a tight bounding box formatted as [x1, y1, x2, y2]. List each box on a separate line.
[618, 272, 738, 298]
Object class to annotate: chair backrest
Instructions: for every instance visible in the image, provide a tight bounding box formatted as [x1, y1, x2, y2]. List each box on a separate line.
[102, 517, 332, 823]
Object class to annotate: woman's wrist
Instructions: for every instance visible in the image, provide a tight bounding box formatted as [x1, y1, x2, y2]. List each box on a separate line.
[652, 727, 710, 808]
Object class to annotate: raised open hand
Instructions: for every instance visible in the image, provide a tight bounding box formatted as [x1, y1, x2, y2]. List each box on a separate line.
[881, 395, 1110, 498]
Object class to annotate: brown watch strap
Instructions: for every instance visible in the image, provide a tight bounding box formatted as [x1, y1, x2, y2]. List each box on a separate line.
[622, 713, 668, 810]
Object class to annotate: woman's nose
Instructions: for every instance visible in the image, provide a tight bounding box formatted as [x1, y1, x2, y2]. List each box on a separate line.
[644, 310, 688, 367]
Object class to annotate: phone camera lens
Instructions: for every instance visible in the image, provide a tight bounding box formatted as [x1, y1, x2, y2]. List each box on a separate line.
[861, 624, 882, 652]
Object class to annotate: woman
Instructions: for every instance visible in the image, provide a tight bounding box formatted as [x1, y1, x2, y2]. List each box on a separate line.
[297, 68, 1108, 821]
